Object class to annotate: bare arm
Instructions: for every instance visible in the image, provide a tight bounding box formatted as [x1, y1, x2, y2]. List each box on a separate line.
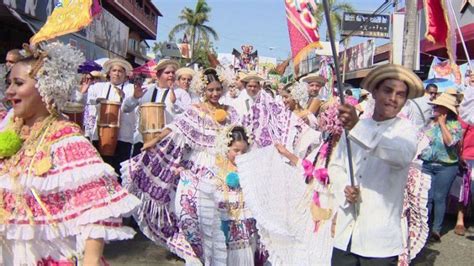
[142, 128, 172, 150]
[275, 143, 299, 166]
[83, 238, 105, 266]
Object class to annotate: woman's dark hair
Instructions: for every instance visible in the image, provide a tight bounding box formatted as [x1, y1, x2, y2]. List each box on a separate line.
[345, 89, 353, 96]
[229, 126, 249, 146]
[204, 68, 220, 85]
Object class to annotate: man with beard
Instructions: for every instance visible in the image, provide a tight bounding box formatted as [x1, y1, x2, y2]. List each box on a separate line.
[329, 64, 424, 265]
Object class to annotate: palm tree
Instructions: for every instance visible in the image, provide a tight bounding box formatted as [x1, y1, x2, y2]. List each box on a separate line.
[168, 0, 219, 60]
[313, 0, 355, 41]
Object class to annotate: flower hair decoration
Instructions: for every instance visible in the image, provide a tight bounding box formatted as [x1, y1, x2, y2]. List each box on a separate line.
[214, 125, 253, 156]
[289, 81, 309, 109]
[190, 66, 236, 96]
[21, 42, 84, 112]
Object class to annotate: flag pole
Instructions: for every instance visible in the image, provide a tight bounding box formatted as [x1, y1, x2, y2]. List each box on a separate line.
[447, 0, 473, 71]
[321, 0, 357, 194]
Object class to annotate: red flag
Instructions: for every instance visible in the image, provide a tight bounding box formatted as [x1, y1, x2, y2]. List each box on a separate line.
[423, 0, 456, 62]
[285, 0, 322, 74]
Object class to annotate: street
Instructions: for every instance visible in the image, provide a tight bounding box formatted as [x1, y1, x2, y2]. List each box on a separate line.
[104, 216, 473, 265]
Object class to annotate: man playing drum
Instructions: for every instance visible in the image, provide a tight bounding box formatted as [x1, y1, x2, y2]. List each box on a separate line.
[122, 59, 182, 150]
[86, 58, 137, 176]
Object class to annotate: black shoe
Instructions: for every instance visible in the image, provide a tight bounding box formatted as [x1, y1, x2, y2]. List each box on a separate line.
[429, 232, 441, 242]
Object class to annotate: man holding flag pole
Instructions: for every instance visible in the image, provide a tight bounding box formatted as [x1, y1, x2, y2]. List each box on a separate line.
[319, 0, 426, 265]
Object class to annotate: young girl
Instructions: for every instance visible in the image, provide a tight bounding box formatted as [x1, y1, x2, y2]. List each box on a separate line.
[198, 126, 267, 266]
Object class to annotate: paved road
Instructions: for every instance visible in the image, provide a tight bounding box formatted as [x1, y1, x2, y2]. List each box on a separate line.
[104, 216, 473, 265]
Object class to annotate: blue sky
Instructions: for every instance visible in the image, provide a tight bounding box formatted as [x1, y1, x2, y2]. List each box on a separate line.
[151, 0, 390, 60]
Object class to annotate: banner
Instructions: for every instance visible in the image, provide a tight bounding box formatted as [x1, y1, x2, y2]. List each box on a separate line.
[341, 39, 375, 73]
[30, 0, 94, 44]
[285, 0, 321, 73]
[423, 0, 456, 63]
[428, 57, 462, 84]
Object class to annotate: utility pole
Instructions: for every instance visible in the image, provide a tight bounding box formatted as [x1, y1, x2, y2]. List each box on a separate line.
[402, 0, 418, 69]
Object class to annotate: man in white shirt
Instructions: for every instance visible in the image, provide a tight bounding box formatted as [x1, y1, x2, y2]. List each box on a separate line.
[301, 73, 326, 115]
[230, 72, 264, 117]
[86, 58, 136, 175]
[329, 64, 424, 265]
[175, 67, 198, 105]
[122, 59, 180, 148]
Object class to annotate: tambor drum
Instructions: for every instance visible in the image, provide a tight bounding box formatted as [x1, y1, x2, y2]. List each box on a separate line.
[97, 100, 121, 156]
[139, 103, 166, 143]
[62, 102, 84, 128]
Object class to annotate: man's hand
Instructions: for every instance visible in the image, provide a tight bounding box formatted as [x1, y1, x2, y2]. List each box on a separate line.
[338, 103, 359, 130]
[344, 185, 360, 204]
[133, 84, 147, 99]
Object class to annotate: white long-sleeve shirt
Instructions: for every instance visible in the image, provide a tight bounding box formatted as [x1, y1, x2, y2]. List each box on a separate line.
[122, 85, 191, 143]
[328, 116, 418, 258]
[460, 86, 474, 124]
[85, 81, 136, 143]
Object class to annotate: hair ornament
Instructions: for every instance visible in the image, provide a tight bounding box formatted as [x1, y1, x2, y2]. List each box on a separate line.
[214, 125, 253, 156]
[20, 42, 85, 112]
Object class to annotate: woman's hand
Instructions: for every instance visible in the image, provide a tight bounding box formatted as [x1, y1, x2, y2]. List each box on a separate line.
[275, 143, 299, 166]
[438, 113, 447, 125]
[141, 128, 172, 151]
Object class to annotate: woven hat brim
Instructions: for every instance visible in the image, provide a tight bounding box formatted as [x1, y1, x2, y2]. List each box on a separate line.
[154, 60, 179, 72]
[301, 75, 326, 84]
[361, 64, 424, 99]
[241, 74, 264, 82]
[176, 67, 195, 78]
[103, 58, 133, 74]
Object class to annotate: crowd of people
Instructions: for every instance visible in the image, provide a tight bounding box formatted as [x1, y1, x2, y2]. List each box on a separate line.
[0, 42, 472, 266]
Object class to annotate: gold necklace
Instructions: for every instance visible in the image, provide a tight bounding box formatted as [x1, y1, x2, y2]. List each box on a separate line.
[0, 115, 57, 178]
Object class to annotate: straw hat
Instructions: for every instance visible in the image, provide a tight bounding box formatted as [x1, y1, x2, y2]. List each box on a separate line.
[103, 58, 133, 74]
[176, 67, 195, 78]
[241, 72, 264, 83]
[361, 64, 424, 99]
[429, 93, 458, 115]
[301, 73, 326, 85]
[154, 59, 179, 72]
[237, 71, 247, 80]
[90, 70, 106, 80]
[445, 87, 458, 95]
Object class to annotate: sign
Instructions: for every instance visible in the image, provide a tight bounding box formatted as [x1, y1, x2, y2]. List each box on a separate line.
[340, 40, 375, 72]
[341, 12, 390, 39]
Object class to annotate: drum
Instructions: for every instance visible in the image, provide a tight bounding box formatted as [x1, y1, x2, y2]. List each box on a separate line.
[97, 100, 121, 156]
[139, 103, 166, 143]
[62, 102, 84, 128]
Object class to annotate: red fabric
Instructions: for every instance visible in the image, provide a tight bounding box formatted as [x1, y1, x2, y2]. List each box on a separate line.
[91, 0, 102, 17]
[133, 60, 157, 78]
[285, 1, 320, 63]
[461, 119, 474, 160]
[424, 0, 448, 44]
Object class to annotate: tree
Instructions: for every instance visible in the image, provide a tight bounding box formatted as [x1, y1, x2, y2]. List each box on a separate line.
[402, 0, 418, 70]
[313, 0, 355, 41]
[168, 0, 219, 60]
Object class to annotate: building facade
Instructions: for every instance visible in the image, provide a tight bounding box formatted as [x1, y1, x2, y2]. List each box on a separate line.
[0, 0, 161, 65]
